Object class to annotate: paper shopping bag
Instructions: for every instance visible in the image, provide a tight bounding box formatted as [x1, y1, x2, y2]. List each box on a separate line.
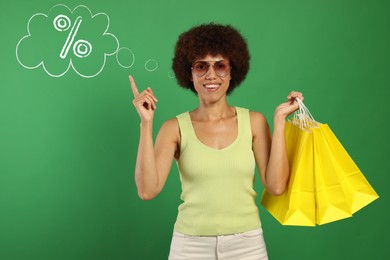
[261, 121, 316, 226]
[314, 124, 379, 220]
[261, 98, 379, 226]
[313, 126, 354, 225]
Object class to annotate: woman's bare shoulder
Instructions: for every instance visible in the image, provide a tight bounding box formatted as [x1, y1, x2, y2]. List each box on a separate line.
[249, 110, 268, 125]
[248, 110, 270, 136]
[158, 117, 180, 140]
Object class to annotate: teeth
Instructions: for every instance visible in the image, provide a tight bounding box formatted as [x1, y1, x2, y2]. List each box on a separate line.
[205, 84, 219, 89]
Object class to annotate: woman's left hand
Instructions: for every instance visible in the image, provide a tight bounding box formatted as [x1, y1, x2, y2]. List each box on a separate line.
[274, 91, 304, 121]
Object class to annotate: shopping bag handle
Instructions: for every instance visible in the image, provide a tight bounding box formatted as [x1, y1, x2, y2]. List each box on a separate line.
[291, 98, 318, 130]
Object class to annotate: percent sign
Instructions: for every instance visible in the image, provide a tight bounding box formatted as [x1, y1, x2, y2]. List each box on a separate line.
[53, 15, 92, 59]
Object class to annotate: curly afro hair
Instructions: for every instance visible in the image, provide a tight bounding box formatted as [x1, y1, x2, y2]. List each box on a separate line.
[172, 23, 250, 95]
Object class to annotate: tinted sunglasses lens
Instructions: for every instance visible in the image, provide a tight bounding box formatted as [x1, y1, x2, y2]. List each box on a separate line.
[193, 62, 209, 76]
[214, 61, 230, 76]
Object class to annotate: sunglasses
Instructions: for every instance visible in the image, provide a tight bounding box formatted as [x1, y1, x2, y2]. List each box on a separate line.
[191, 60, 231, 77]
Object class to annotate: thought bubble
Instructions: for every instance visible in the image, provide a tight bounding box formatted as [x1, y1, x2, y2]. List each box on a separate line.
[16, 4, 120, 78]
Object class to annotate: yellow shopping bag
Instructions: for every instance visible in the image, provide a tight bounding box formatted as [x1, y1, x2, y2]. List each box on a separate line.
[261, 98, 379, 226]
[261, 121, 316, 226]
[313, 125, 354, 225]
[313, 124, 379, 224]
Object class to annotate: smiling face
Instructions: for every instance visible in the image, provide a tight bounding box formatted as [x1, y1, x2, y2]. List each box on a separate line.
[191, 54, 232, 101]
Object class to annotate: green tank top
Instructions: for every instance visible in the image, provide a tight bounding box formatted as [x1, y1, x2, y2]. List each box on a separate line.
[174, 107, 261, 236]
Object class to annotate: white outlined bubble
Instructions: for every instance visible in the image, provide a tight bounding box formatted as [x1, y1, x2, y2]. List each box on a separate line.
[16, 4, 120, 78]
[116, 47, 135, 68]
[167, 71, 175, 78]
[145, 59, 158, 72]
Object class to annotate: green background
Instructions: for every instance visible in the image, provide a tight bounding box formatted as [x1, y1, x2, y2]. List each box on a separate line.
[1, 0, 388, 259]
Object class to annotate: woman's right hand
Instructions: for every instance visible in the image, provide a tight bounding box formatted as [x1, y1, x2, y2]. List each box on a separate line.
[129, 75, 158, 123]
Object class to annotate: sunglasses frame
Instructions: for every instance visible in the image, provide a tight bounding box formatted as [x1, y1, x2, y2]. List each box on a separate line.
[191, 60, 231, 78]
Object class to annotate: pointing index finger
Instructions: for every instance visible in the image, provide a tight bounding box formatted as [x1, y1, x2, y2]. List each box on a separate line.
[129, 75, 139, 97]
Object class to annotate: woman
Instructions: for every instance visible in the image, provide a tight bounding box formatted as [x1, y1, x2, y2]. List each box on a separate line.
[130, 23, 303, 260]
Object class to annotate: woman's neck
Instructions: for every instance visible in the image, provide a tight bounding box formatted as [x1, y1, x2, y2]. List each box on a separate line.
[191, 100, 235, 121]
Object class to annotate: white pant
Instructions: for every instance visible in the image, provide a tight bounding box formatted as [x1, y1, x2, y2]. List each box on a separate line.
[168, 228, 268, 260]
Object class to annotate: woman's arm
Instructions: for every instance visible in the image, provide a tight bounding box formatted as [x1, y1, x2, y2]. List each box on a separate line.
[252, 91, 303, 196]
[130, 76, 179, 200]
